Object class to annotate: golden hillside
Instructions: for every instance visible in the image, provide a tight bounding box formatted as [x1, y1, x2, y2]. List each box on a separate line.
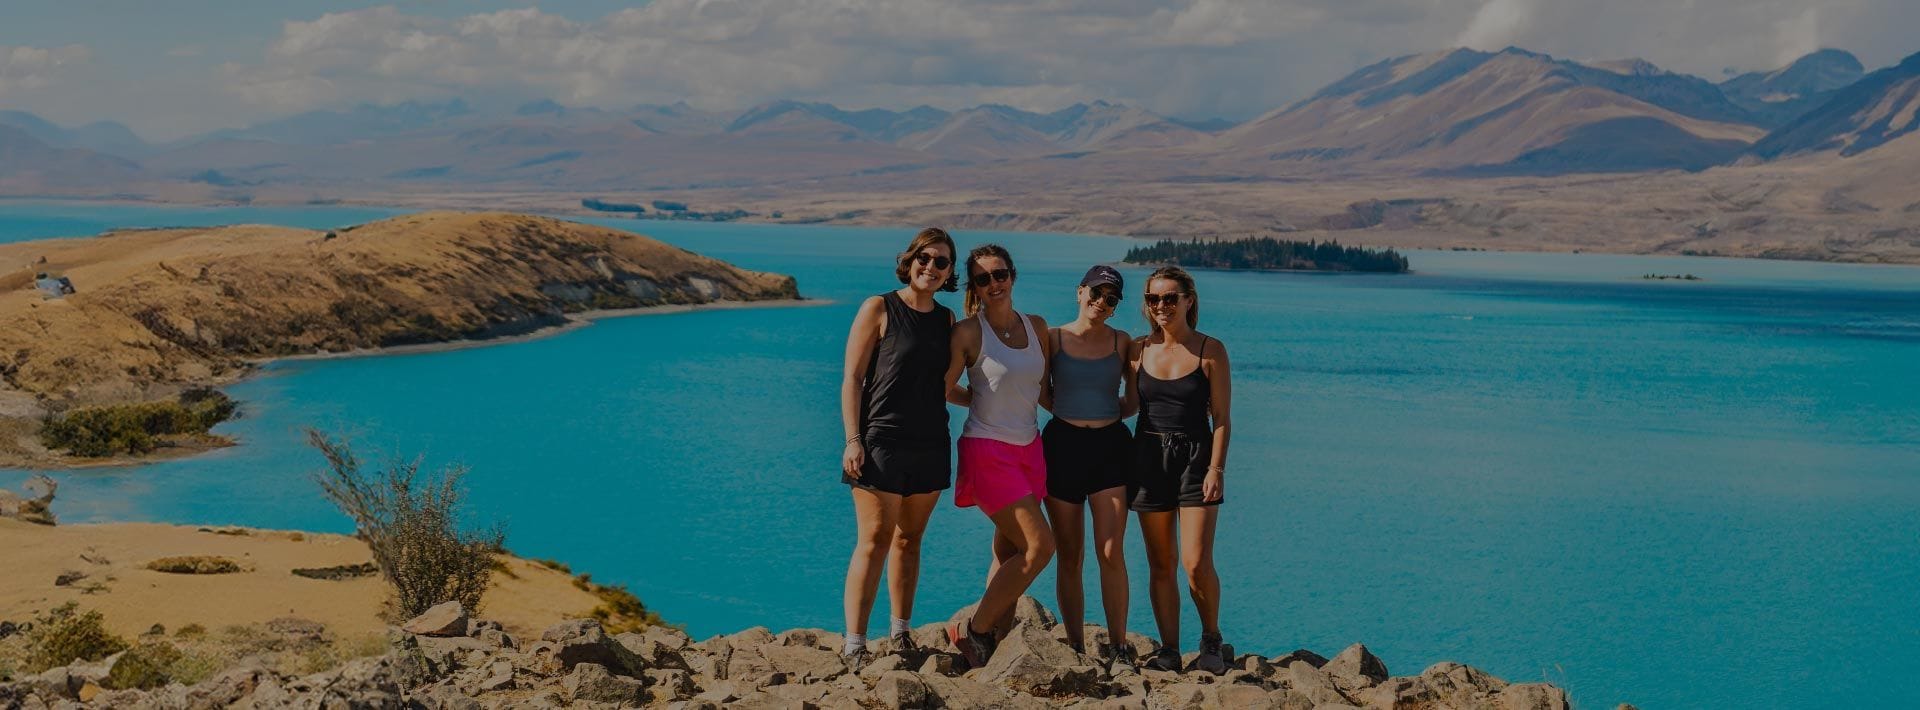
[0, 211, 797, 424]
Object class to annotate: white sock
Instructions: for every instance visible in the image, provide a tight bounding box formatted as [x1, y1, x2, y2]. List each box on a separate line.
[890, 618, 911, 637]
[842, 632, 866, 655]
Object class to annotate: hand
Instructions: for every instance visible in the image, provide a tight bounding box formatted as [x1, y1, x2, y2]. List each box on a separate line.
[843, 440, 866, 478]
[1202, 470, 1223, 502]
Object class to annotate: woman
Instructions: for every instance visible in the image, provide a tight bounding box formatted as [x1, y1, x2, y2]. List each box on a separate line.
[840, 227, 959, 664]
[942, 243, 1056, 668]
[1129, 266, 1233, 674]
[1041, 265, 1138, 671]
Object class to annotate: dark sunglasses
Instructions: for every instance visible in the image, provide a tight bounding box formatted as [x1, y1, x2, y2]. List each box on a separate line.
[1142, 292, 1186, 307]
[912, 252, 953, 270]
[1089, 289, 1121, 308]
[969, 268, 1014, 289]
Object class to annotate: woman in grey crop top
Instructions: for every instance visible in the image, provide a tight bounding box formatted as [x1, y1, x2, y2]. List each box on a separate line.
[1040, 264, 1142, 671]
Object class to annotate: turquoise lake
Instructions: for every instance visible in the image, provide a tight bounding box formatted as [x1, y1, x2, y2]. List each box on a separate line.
[3, 202, 1917, 708]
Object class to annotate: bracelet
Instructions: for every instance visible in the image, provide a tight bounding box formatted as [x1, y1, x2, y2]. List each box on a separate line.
[845, 433, 862, 445]
[1206, 466, 1225, 474]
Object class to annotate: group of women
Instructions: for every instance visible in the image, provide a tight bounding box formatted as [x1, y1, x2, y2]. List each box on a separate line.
[838, 227, 1234, 674]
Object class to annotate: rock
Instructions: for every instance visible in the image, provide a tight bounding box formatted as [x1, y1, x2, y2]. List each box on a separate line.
[1268, 688, 1314, 710]
[1420, 661, 1507, 702]
[640, 624, 691, 649]
[561, 662, 644, 705]
[1322, 643, 1388, 693]
[1498, 682, 1571, 710]
[977, 619, 1096, 695]
[614, 631, 692, 671]
[1353, 676, 1442, 709]
[871, 670, 929, 709]
[728, 626, 778, 649]
[474, 627, 517, 650]
[1215, 683, 1270, 708]
[0, 475, 57, 525]
[857, 653, 905, 681]
[266, 617, 330, 647]
[776, 628, 839, 649]
[694, 680, 748, 704]
[919, 653, 956, 676]
[532, 618, 645, 676]
[922, 673, 1031, 709]
[403, 601, 470, 637]
[721, 646, 779, 687]
[1270, 649, 1329, 669]
[646, 669, 697, 701]
[1150, 682, 1216, 708]
[1285, 661, 1351, 707]
[416, 635, 490, 675]
[760, 643, 847, 682]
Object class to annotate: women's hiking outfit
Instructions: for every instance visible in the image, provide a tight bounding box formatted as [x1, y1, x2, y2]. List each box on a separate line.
[1042, 329, 1133, 504]
[845, 291, 953, 496]
[956, 310, 1047, 515]
[1131, 336, 1220, 511]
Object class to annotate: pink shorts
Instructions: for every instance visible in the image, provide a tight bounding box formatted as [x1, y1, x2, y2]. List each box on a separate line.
[955, 436, 1047, 516]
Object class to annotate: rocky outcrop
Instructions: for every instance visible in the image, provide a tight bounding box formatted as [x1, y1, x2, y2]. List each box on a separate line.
[0, 597, 1572, 709]
[0, 475, 56, 525]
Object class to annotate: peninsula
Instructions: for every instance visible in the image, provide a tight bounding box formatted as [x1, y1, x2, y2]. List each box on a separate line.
[1124, 237, 1411, 273]
[0, 212, 800, 468]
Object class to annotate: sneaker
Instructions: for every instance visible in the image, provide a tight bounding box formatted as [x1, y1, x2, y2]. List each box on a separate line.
[1108, 643, 1140, 675]
[1143, 645, 1181, 672]
[890, 630, 920, 653]
[946, 620, 995, 669]
[1194, 632, 1227, 675]
[840, 648, 871, 673]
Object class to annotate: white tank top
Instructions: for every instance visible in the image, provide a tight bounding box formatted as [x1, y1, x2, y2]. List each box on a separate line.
[962, 310, 1045, 445]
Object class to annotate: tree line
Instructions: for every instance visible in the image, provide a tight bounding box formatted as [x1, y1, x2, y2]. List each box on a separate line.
[1122, 237, 1410, 273]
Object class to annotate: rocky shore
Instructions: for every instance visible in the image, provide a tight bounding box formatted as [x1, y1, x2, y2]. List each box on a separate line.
[1, 598, 1571, 709]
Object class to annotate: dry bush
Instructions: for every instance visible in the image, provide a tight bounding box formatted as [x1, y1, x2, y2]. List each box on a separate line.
[24, 603, 128, 673]
[145, 556, 242, 574]
[308, 430, 505, 618]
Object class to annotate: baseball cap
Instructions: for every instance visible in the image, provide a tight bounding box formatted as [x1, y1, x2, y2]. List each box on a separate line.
[1080, 265, 1123, 292]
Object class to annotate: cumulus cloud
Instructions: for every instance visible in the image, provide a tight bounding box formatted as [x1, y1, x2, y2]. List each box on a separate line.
[207, 1, 1919, 123]
[0, 44, 90, 96]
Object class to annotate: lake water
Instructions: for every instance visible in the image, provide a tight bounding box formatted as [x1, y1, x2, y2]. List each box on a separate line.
[4, 202, 1918, 708]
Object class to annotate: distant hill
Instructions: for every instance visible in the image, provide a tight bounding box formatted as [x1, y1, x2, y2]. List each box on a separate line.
[194, 99, 479, 145]
[0, 111, 151, 158]
[0, 124, 144, 188]
[1720, 49, 1867, 128]
[1749, 50, 1920, 159]
[1218, 47, 1763, 174]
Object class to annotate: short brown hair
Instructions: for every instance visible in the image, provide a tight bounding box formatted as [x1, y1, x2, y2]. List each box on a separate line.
[895, 227, 958, 292]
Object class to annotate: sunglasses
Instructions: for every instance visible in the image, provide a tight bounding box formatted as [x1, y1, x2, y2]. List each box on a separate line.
[969, 268, 1014, 289]
[1088, 289, 1121, 308]
[1142, 292, 1186, 307]
[912, 252, 953, 270]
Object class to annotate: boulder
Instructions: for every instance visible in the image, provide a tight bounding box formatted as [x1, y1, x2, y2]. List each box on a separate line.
[1215, 683, 1271, 708]
[721, 646, 779, 687]
[415, 634, 490, 675]
[759, 643, 847, 683]
[871, 670, 929, 709]
[775, 628, 839, 649]
[1498, 682, 1572, 710]
[857, 653, 905, 681]
[922, 673, 1036, 709]
[977, 619, 1100, 696]
[1150, 682, 1216, 708]
[919, 653, 956, 676]
[646, 669, 697, 701]
[1353, 676, 1442, 709]
[1322, 643, 1388, 693]
[1285, 661, 1351, 707]
[402, 601, 469, 637]
[613, 631, 691, 671]
[532, 619, 645, 676]
[1269, 649, 1329, 669]
[728, 626, 778, 649]
[561, 663, 644, 705]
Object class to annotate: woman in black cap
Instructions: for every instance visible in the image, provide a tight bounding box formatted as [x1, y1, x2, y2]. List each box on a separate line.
[1041, 264, 1140, 671]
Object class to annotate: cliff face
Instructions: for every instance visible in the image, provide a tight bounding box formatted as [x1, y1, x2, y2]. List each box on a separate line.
[0, 212, 798, 406]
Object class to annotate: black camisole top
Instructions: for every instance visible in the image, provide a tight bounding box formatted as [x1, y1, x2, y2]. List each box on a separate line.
[861, 291, 953, 446]
[1138, 336, 1212, 435]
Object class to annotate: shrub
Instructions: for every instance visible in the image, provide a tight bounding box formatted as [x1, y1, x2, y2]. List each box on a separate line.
[103, 641, 184, 689]
[40, 390, 237, 457]
[308, 430, 505, 618]
[24, 603, 128, 673]
[145, 556, 243, 574]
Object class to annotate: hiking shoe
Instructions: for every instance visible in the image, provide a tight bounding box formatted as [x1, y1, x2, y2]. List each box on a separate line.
[840, 649, 871, 674]
[890, 630, 920, 653]
[1108, 643, 1140, 675]
[946, 621, 995, 669]
[1194, 632, 1227, 675]
[1143, 645, 1182, 672]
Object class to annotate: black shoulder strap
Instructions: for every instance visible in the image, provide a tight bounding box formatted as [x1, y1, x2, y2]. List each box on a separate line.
[1197, 335, 1209, 358]
[1111, 329, 1122, 355]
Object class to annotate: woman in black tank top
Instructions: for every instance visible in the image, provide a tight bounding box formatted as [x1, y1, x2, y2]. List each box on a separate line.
[837, 228, 958, 665]
[1128, 266, 1235, 675]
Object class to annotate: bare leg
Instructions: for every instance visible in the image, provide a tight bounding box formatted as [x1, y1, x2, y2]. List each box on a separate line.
[1044, 497, 1087, 648]
[1179, 506, 1222, 637]
[988, 529, 1021, 634]
[1137, 510, 1181, 650]
[1087, 486, 1131, 645]
[887, 492, 941, 625]
[844, 488, 902, 639]
[967, 496, 1056, 636]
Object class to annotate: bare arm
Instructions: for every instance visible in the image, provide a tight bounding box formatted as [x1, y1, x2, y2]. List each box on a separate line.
[1118, 330, 1140, 419]
[1039, 327, 1058, 413]
[1203, 336, 1232, 502]
[840, 297, 886, 477]
[945, 319, 978, 407]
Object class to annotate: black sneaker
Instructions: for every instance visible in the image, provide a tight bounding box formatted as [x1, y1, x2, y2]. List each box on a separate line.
[1143, 645, 1182, 672]
[1109, 643, 1140, 675]
[1194, 632, 1227, 675]
[946, 620, 995, 668]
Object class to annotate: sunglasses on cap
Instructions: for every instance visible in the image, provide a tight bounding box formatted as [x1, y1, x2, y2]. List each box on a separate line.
[969, 268, 1014, 289]
[911, 252, 953, 270]
[1142, 292, 1186, 307]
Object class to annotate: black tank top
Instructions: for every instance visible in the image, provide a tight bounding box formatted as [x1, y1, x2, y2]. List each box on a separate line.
[862, 291, 953, 446]
[1138, 336, 1212, 435]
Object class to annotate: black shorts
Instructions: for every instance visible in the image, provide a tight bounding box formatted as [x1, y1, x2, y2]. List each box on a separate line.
[1129, 430, 1221, 512]
[844, 440, 951, 497]
[1041, 419, 1133, 504]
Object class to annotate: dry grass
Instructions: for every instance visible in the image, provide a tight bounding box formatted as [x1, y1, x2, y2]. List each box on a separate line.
[145, 556, 243, 575]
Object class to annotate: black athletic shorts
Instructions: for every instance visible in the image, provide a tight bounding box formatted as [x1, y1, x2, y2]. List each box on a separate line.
[1129, 430, 1221, 512]
[1042, 419, 1134, 504]
[843, 439, 951, 496]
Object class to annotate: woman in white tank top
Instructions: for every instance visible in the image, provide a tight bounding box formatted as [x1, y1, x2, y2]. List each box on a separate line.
[939, 243, 1059, 668]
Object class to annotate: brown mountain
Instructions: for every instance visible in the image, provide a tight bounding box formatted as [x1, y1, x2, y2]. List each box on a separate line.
[0, 125, 143, 190]
[1749, 50, 1920, 160]
[1217, 48, 1764, 174]
[1719, 49, 1867, 128]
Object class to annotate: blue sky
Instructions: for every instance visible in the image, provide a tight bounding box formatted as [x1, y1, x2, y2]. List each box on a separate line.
[2, 1, 1914, 140]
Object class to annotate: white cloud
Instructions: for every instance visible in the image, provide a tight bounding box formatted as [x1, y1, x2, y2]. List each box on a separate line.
[1457, 0, 1533, 51]
[0, 44, 90, 96]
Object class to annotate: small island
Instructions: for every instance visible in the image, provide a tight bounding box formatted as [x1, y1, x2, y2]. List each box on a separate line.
[1123, 237, 1410, 273]
[1642, 273, 1703, 281]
